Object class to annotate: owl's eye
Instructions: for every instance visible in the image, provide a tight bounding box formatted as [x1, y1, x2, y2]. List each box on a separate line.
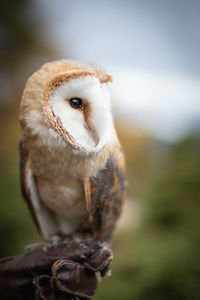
[69, 97, 83, 109]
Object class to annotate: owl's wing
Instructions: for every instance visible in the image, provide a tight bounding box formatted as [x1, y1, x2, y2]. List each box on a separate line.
[19, 139, 58, 240]
[84, 145, 126, 242]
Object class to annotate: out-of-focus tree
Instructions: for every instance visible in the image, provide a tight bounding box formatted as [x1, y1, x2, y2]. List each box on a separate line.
[0, 0, 56, 104]
[0, 0, 35, 73]
[116, 123, 157, 197]
[0, 0, 58, 257]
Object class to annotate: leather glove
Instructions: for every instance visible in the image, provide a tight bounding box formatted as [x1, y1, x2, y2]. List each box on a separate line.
[0, 237, 113, 300]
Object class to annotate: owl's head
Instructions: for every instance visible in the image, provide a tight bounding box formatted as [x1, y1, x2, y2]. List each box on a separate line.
[20, 61, 115, 155]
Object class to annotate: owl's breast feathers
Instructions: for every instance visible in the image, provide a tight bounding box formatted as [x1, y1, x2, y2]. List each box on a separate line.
[20, 138, 125, 242]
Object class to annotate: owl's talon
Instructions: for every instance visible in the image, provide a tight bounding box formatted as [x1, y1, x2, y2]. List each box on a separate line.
[47, 235, 62, 247]
[24, 242, 46, 253]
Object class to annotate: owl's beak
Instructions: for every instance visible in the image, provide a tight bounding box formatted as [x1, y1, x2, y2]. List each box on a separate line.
[90, 129, 99, 147]
[84, 123, 99, 147]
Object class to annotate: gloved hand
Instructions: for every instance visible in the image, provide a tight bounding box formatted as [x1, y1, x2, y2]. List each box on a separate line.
[0, 237, 113, 300]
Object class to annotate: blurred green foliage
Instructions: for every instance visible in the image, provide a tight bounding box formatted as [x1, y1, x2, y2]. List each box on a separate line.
[0, 0, 50, 254]
[0, 0, 57, 107]
[0, 103, 41, 256]
[0, 0, 35, 73]
[0, 0, 56, 75]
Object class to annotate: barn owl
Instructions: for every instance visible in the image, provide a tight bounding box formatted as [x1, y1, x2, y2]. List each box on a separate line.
[19, 60, 125, 243]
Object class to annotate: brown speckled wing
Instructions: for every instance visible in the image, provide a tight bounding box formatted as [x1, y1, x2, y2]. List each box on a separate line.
[19, 139, 57, 240]
[84, 146, 126, 242]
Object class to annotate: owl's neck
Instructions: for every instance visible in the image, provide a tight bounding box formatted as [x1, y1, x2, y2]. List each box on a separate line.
[28, 135, 115, 181]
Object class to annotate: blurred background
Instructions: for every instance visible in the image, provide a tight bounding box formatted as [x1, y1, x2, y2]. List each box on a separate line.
[0, 0, 200, 299]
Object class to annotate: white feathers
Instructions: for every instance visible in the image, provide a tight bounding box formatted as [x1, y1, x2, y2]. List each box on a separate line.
[27, 168, 58, 240]
[49, 76, 115, 153]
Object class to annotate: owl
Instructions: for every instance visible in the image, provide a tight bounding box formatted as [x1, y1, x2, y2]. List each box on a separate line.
[19, 60, 125, 243]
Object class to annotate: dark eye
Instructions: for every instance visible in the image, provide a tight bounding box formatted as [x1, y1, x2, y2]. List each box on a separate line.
[69, 97, 83, 109]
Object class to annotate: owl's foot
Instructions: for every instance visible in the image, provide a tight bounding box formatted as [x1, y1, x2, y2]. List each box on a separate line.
[24, 242, 47, 253]
[47, 235, 62, 247]
[47, 231, 73, 247]
[24, 232, 68, 252]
